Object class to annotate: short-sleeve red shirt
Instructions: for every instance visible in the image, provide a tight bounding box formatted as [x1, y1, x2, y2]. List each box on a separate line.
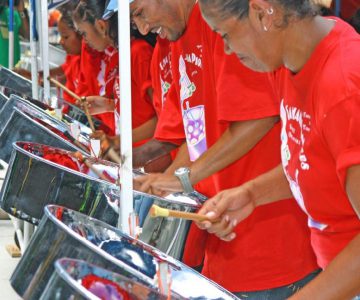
[271, 18, 360, 269]
[61, 54, 81, 104]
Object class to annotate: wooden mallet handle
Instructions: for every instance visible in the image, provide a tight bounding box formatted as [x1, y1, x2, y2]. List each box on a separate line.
[48, 77, 95, 132]
[80, 96, 96, 132]
[49, 76, 122, 163]
[48, 77, 81, 101]
[149, 204, 214, 222]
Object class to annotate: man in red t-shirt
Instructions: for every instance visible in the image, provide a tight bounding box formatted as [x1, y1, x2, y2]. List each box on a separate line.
[131, 0, 319, 297]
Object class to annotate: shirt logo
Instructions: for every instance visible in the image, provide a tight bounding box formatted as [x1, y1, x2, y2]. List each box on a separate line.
[179, 55, 196, 101]
[280, 100, 328, 231]
[179, 54, 207, 161]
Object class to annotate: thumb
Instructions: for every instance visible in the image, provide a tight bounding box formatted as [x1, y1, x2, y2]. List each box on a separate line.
[198, 193, 227, 220]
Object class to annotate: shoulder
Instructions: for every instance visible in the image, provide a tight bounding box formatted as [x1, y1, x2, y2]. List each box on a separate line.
[315, 20, 360, 115]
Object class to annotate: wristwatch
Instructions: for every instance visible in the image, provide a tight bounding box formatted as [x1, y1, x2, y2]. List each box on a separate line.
[174, 167, 194, 194]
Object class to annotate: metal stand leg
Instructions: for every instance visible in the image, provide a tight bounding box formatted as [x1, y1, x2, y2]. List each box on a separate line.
[23, 222, 34, 250]
[10, 217, 35, 254]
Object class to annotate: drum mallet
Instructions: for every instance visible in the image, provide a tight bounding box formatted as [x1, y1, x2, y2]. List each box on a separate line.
[149, 204, 217, 222]
[48, 76, 95, 131]
[72, 151, 110, 182]
[48, 77, 122, 164]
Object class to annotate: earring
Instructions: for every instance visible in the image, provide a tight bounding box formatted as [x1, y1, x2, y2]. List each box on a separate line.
[266, 7, 274, 15]
[263, 25, 268, 32]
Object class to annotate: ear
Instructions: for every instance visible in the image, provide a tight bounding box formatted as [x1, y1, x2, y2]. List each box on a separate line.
[95, 19, 109, 37]
[248, 0, 274, 32]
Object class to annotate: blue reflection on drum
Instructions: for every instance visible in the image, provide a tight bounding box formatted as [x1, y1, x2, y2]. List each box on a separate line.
[100, 240, 157, 279]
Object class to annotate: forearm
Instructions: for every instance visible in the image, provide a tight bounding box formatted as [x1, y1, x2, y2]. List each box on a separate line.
[133, 139, 179, 168]
[190, 116, 279, 184]
[245, 164, 293, 207]
[290, 234, 360, 300]
[18, 10, 29, 40]
[50, 67, 65, 78]
[132, 117, 158, 143]
[164, 143, 191, 174]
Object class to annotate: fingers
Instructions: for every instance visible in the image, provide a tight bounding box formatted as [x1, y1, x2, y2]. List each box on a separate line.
[133, 174, 174, 197]
[198, 192, 224, 220]
[133, 175, 154, 194]
[90, 130, 106, 140]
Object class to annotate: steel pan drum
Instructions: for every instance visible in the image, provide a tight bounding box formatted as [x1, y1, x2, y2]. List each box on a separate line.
[1, 141, 204, 259]
[11, 205, 238, 300]
[0, 66, 33, 97]
[0, 94, 92, 144]
[40, 258, 175, 300]
[0, 142, 119, 225]
[0, 92, 8, 109]
[65, 101, 102, 130]
[0, 108, 84, 162]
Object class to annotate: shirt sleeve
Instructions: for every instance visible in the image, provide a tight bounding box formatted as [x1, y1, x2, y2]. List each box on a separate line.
[214, 37, 279, 122]
[154, 84, 185, 145]
[321, 93, 360, 188]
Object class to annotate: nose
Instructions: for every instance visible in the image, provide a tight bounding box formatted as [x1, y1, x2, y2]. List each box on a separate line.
[223, 40, 233, 55]
[60, 38, 65, 46]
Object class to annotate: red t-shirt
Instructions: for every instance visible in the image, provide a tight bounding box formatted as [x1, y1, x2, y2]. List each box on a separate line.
[170, 4, 318, 292]
[74, 40, 113, 134]
[130, 39, 156, 130]
[151, 39, 184, 145]
[150, 37, 172, 117]
[77, 39, 104, 97]
[61, 54, 80, 104]
[271, 18, 360, 269]
[113, 39, 156, 142]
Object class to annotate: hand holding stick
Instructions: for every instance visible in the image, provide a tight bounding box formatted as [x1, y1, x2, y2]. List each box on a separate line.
[48, 76, 122, 163]
[73, 152, 109, 182]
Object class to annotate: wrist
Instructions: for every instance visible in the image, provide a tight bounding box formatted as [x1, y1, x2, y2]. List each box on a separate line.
[174, 167, 194, 194]
[243, 180, 258, 208]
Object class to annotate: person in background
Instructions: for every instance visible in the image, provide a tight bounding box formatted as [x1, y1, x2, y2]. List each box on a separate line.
[0, 0, 29, 68]
[196, 0, 360, 299]
[52, 9, 82, 105]
[73, 0, 156, 140]
[14, 8, 82, 105]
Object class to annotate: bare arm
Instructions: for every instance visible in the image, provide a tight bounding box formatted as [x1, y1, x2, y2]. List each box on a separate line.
[190, 116, 279, 184]
[135, 116, 280, 195]
[16, 0, 29, 40]
[132, 139, 180, 168]
[289, 165, 360, 300]
[164, 143, 190, 174]
[132, 116, 158, 144]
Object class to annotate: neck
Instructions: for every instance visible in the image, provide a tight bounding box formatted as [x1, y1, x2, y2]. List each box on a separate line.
[178, 0, 197, 26]
[282, 16, 335, 73]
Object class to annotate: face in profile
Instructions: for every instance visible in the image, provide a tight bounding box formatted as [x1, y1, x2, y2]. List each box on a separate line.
[58, 19, 82, 55]
[74, 19, 110, 52]
[130, 0, 188, 42]
[199, 1, 283, 72]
